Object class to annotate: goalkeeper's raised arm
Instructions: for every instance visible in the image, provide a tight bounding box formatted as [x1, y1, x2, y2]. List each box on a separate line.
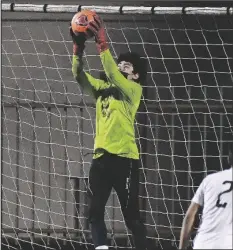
[70, 27, 109, 99]
[88, 15, 147, 104]
[70, 12, 148, 250]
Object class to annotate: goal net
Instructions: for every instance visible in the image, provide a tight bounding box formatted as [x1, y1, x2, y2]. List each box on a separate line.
[1, 4, 233, 250]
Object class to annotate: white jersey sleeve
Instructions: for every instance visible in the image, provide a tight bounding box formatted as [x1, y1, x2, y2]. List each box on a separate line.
[192, 179, 205, 206]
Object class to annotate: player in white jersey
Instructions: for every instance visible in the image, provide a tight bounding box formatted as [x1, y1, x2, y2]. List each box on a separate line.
[179, 144, 233, 249]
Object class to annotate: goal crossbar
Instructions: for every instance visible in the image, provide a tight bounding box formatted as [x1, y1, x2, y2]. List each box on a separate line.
[2, 3, 233, 15]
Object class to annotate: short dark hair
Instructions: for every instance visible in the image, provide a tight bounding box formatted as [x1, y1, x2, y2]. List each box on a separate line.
[117, 52, 148, 83]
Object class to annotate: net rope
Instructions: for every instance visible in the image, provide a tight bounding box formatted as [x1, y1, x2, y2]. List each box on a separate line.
[1, 11, 233, 250]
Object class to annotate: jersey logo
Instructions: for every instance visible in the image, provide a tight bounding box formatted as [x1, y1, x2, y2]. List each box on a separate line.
[99, 87, 124, 118]
[101, 96, 111, 118]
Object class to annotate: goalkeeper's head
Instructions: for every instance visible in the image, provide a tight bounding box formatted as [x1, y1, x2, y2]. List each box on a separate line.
[228, 142, 233, 167]
[117, 52, 147, 84]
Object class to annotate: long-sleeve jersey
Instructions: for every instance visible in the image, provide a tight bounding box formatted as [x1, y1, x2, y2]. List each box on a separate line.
[72, 49, 142, 159]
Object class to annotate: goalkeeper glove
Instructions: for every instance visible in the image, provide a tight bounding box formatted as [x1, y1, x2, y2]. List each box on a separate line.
[87, 15, 109, 54]
[70, 26, 86, 56]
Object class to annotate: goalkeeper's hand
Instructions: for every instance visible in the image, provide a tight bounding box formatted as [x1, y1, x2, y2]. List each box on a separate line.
[70, 26, 87, 56]
[87, 15, 109, 53]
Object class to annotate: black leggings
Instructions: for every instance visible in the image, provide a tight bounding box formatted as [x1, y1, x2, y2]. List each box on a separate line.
[88, 153, 147, 250]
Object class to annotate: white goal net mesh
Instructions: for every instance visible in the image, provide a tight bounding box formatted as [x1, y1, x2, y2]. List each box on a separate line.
[2, 10, 233, 250]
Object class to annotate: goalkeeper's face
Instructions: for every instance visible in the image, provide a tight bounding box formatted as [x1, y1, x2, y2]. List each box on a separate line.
[118, 61, 139, 81]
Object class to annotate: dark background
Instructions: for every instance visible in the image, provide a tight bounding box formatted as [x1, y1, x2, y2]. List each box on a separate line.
[1, 0, 233, 250]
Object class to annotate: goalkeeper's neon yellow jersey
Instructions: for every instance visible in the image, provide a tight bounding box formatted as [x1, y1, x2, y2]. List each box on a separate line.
[72, 49, 142, 159]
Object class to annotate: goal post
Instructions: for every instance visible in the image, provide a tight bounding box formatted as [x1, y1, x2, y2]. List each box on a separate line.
[1, 2, 233, 250]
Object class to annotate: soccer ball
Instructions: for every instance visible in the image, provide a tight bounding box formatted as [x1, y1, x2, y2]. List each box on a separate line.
[71, 10, 96, 37]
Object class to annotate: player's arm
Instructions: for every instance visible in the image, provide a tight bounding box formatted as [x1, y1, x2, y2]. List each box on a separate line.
[72, 54, 108, 99]
[70, 27, 108, 99]
[100, 50, 142, 103]
[87, 16, 142, 103]
[179, 180, 205, 249]
[179, 202, 200, 249]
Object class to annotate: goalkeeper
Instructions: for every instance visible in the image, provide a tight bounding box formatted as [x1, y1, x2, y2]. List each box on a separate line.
[71, 14, 147, 250]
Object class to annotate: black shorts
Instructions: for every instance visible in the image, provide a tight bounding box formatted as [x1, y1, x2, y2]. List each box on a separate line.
[88, 152, 141, 221]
